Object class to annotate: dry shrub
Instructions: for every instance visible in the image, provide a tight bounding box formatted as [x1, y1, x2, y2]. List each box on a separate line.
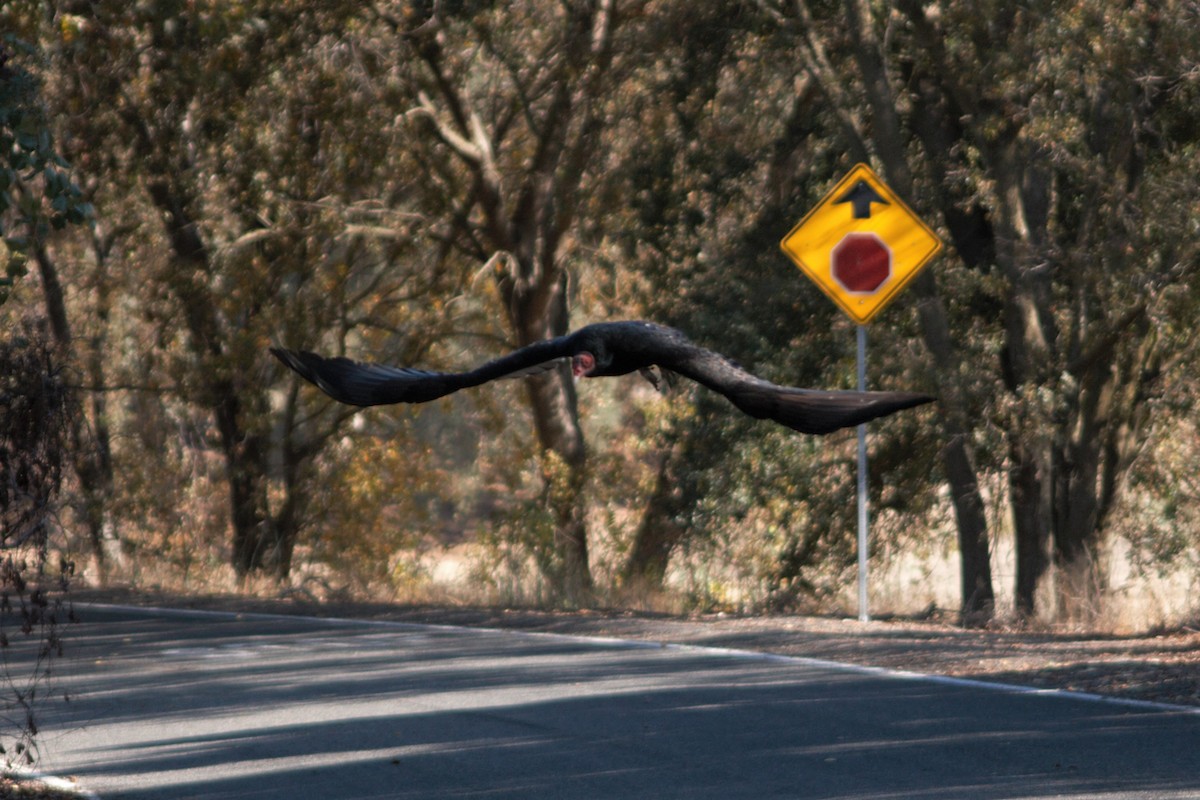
[0, 316, 73, 766]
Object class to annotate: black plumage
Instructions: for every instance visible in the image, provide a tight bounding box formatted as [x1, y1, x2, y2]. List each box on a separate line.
[271, 321, 933, 435]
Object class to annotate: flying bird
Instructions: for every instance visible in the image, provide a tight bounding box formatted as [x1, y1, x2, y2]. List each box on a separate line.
[271, 321, 933, 435]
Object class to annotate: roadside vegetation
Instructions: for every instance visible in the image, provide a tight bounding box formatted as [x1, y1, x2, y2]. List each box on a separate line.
[0, 0, 1198, 641]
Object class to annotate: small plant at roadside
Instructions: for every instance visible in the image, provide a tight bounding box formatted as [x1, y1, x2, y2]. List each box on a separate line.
[0, 318, 72, 767]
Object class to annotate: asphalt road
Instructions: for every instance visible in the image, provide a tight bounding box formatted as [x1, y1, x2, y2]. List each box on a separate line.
[25, 604, 1200, 799]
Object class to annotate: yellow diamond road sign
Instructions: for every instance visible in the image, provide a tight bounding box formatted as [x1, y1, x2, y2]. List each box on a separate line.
[780, 163, 942, 325]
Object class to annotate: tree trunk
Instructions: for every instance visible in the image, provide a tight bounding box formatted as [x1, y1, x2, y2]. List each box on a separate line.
[28, 216, 121, 579]
[1051, 342, 1116, 623]
[1009, 435, 1052, 617]
[217, 397, 277, 578]
[991, 140, 1058, 619]
[910, 273, 995, 625]
[402, 6, 617, 603]
[512, 279, 591, 602]
[147, 180, 291, 580]
[622, 442, 686, 592]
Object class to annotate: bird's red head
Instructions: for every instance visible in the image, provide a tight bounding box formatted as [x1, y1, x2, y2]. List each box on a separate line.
[572, 352, 596, 378]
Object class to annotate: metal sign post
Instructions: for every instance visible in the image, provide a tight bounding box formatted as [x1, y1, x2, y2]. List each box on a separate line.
[856, 324, 869, 621]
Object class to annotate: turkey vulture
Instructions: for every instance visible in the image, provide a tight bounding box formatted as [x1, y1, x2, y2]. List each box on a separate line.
[271, 321, 933, 435]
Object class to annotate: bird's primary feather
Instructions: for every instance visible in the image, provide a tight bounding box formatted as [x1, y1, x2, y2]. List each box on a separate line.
[270, 337, 573, 406]
[271, 321, 933, 434]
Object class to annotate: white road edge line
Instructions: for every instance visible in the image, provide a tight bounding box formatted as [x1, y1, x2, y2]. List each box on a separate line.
[79, 601, 1200, 716]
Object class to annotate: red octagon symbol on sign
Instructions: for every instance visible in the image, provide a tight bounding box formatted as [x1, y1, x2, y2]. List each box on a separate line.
[831, 233, 891, 294]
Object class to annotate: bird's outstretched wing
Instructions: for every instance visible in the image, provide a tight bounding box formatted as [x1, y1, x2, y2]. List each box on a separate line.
[632, 328, 933, 435]
[722, 384, 934, 435]
[271, 337, 573, 407]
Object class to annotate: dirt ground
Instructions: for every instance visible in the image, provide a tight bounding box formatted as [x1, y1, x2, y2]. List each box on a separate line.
[69, 586, 1200, 710]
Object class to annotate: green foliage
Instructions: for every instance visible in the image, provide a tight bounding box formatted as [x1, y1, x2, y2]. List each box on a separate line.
[0, 35, 92, 304]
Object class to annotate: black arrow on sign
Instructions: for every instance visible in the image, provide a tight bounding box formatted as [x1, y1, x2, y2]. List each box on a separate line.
[834, 180, 890, 219]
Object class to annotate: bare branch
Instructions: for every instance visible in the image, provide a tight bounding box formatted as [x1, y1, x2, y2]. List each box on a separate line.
[414, 90, 483, 163]
[338, 224, 415, 241]
[214, 227, 277, 264]
[762, 0, 872, 163]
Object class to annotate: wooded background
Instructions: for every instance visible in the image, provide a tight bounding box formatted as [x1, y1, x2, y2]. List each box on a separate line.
[2, 0, 1198, 628]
